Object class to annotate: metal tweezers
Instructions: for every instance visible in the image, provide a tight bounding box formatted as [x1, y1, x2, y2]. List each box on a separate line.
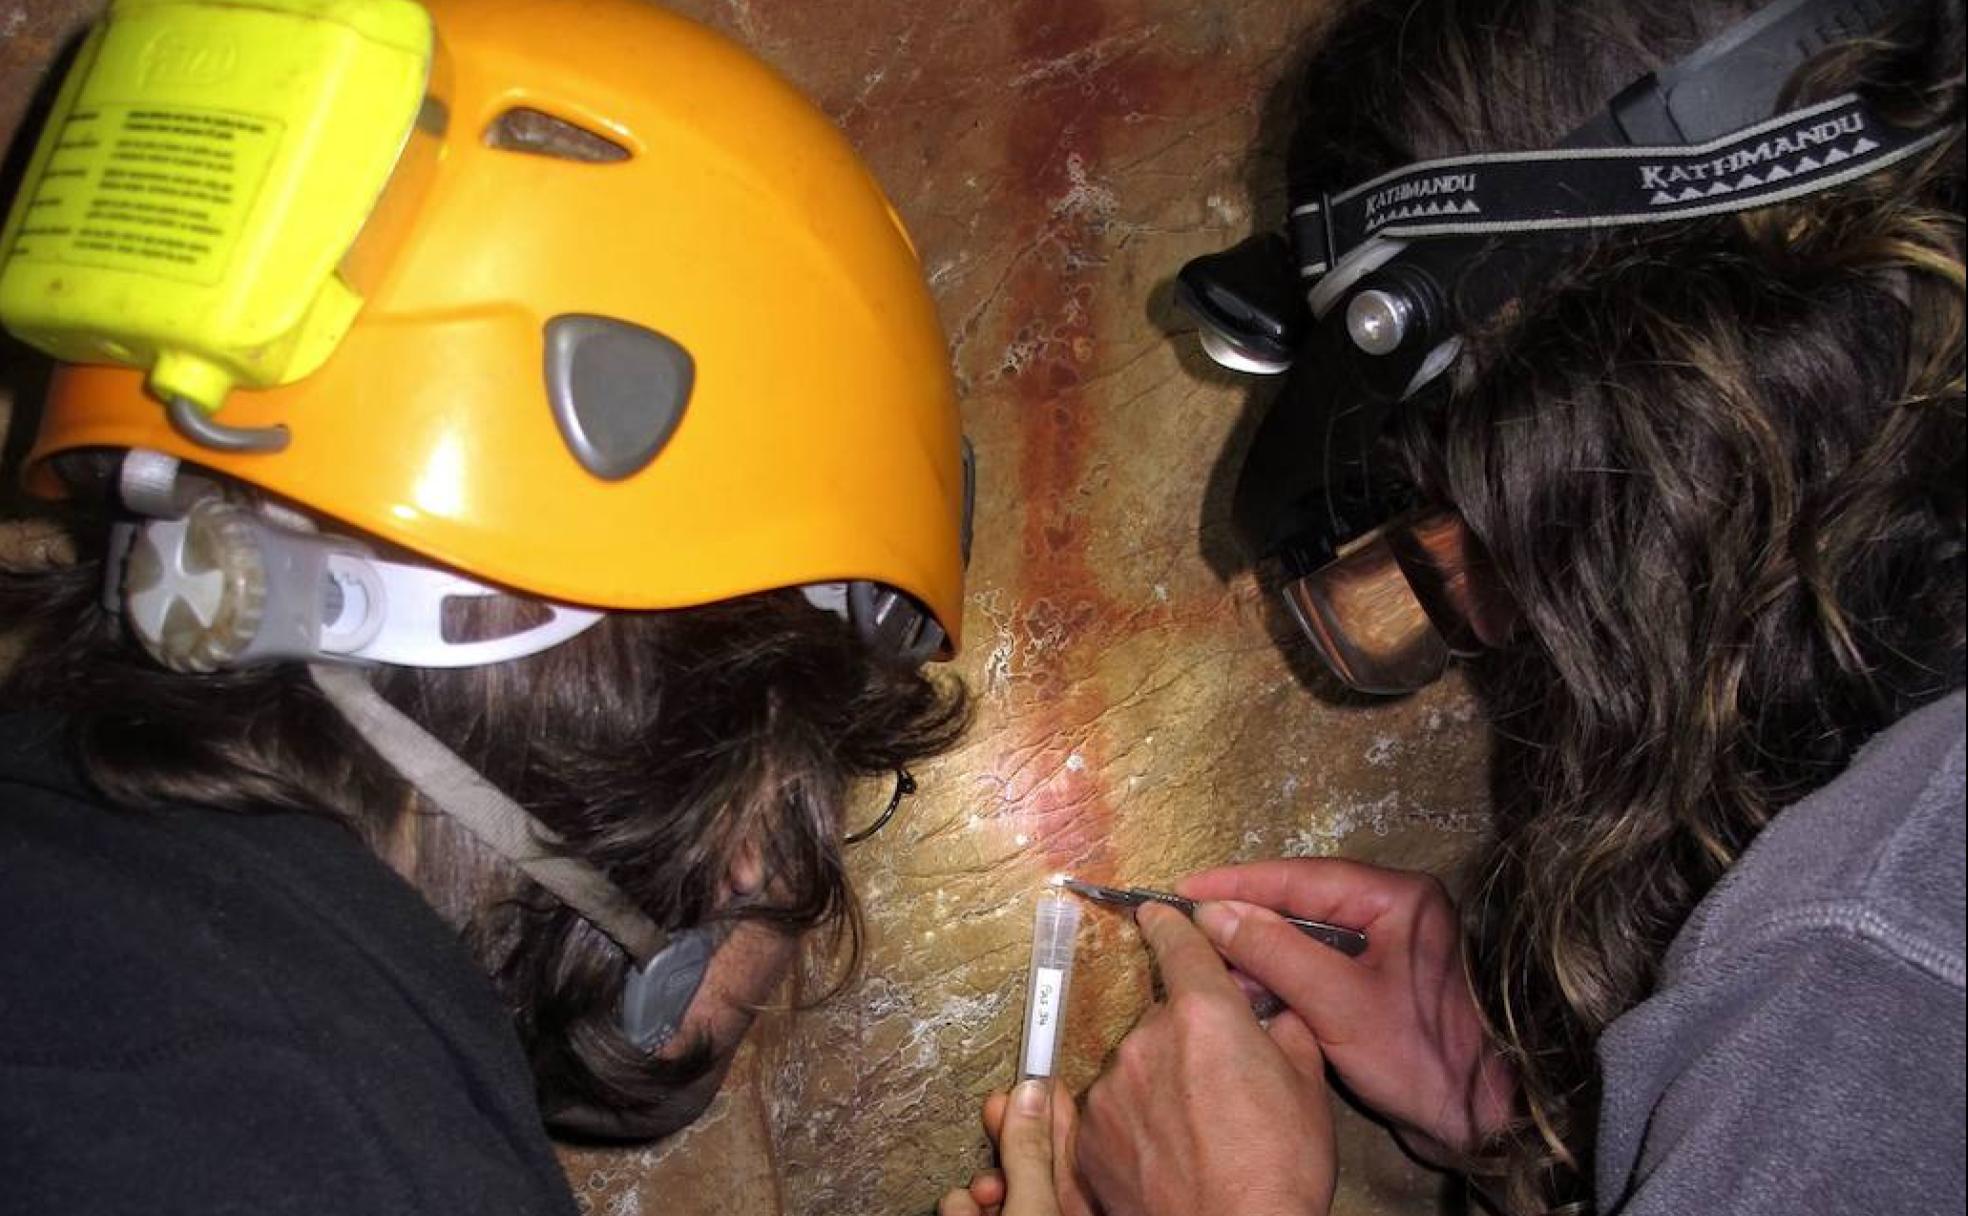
[1059, 876, 1369, 957]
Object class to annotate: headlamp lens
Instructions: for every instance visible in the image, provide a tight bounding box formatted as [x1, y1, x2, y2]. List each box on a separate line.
[1196, 326, 1294, 376]
[1173, 231, 1307, 376]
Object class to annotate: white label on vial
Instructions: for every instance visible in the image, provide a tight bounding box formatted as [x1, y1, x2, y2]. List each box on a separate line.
[1022, 966, 1066, 1076]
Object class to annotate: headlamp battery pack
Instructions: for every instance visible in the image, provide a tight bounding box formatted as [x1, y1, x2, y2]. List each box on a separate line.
[0, 0, 439, 426]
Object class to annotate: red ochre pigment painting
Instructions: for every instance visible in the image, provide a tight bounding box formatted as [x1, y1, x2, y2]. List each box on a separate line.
[0, 2, 1494, 1214]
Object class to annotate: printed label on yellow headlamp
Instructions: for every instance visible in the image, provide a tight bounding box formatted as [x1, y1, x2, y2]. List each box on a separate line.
[0, 0, 435, 422]
[10, 104, 280, 285]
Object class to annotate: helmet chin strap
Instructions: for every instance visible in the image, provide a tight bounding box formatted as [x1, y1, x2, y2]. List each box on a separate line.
[309, 663, 717, 1051]
[108, 452, 763, 1052]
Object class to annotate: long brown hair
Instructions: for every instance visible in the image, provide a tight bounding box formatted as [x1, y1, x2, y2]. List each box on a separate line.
[1291, 1, 1965, 1209]
[0, 474, 970, 1139]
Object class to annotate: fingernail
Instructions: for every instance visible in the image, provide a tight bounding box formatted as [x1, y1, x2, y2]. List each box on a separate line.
[1013, 1078, 1049, 1115]
[1193, 900, 1242, 945]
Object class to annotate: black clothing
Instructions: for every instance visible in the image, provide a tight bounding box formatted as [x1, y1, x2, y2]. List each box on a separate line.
[0, 715, 579, 1216]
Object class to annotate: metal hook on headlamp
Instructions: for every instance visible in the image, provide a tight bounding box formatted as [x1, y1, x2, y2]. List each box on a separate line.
[1173, 231, 1308, 375]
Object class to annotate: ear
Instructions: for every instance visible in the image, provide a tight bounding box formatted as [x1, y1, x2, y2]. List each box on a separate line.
[725, 834, 767, 899]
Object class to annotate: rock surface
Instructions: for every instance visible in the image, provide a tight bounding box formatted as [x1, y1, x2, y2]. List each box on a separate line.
[0, 2, 1490, 1213]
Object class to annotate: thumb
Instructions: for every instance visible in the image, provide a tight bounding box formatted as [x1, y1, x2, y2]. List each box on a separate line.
[1193, 899, 1373, 1043]
[999, 1079, 1062, 1216]
[1265, 1009, 1330, 1090]
[1047, 1088, 1102, 1216]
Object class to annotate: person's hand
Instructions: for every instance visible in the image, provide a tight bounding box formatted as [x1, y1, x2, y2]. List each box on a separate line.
[938, 1077, 1095, 1216]
[1074, 903, 1336, 1216]
[1177, 859, 1516, 1164]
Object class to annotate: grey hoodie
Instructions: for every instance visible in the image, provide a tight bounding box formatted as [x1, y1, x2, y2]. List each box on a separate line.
[1596, 692, 1966, 1213]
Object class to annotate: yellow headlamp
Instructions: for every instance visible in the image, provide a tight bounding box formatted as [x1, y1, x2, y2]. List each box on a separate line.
[0, 0, 438, 451]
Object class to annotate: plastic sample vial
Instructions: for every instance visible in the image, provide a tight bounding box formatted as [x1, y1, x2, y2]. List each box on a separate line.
[1018, 888, 1083, 1081]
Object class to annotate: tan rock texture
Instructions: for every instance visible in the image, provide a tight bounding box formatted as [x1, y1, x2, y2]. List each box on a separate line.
[1, 2, 1490, 1214]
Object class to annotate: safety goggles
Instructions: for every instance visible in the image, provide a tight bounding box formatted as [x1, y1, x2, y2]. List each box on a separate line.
[1176, 0, 1948, 694]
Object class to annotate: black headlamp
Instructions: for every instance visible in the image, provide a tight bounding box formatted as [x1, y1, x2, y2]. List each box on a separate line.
[1178, 0, 1948, 694]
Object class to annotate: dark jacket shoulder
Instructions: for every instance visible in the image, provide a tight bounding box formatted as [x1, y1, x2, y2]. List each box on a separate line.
[0, 714, 578, 1216]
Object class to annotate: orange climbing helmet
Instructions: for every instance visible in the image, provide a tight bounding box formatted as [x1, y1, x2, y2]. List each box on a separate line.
[17, 0, 968, 657]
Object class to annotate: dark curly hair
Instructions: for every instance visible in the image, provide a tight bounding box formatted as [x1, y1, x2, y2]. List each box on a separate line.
[1290, 0, 1964, 1210]
[0, 468, 970, 1141]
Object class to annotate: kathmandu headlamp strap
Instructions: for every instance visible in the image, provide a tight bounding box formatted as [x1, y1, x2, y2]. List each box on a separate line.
[1291, 0, 1935, 278]
[1291, 92, 1948, 280]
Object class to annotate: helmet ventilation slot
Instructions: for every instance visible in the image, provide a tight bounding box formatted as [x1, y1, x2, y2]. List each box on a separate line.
[484, 107, 630, 163]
